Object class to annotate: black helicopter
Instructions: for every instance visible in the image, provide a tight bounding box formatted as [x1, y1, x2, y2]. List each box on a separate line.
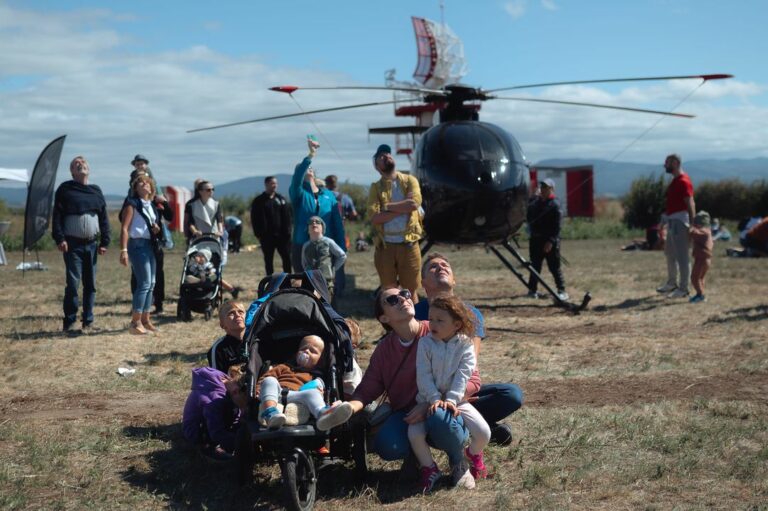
[188, 74, 732, 311]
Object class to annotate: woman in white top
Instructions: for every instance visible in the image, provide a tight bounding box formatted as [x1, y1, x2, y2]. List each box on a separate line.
[119, 175, 162, 335]
[184, 180, 223, 243]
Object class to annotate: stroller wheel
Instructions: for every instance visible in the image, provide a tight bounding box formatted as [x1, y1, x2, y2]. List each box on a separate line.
[351, 422, 368, 485]
[204, 308, 212, 321]
[279, 448, 316, 511]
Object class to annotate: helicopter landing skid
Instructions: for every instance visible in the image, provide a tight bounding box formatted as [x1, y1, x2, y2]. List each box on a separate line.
[487, 239, 591, 314]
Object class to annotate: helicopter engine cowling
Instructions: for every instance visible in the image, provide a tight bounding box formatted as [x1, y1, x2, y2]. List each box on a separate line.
[414, 121, 530, 244]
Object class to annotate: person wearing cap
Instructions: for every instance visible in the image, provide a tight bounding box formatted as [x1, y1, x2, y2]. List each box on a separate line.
[125, 154, 173, 314]
[250, 175, 292, 275]
[51, 156, 111, 333]
[526, 178, 568, 301]
[288, 138, 345, 273]
[367, 144, 423, 302]
[657, 154, 696, 298]
[301, 215, 347, 303]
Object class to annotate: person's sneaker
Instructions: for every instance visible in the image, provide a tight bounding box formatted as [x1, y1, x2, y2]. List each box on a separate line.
[526, 290, 540, 299]
[689, 294, 707, 303]
[63, 323, 81, 337]
[449, 460, 476, 489]
[260, 406, 286, 429]
[556, 290, 570, 301]
[465, 447, 488, 480]
[490, 423, 513, 446]
[153, 306, 164, 315]
[656, 283, 677, 293]
[667, 288, 690, 299]
[316, 402, 354, 431]
[231, 286, 243, 299]
[81, 322, 101, 333]
[419, 463, 442, 494]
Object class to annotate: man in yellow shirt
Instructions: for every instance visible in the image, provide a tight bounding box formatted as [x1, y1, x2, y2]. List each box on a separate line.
[366, 144, 423, 301]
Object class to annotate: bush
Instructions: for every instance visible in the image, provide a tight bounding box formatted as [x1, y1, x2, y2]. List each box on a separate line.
[696, 179, 768, 220]
[622, 173, 666, 229]
[339, 181, 369, 221]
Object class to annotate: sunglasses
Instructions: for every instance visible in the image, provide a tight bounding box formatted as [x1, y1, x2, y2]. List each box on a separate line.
[202, 187, 214, 192]
[383, 289, 412, 306]
[308, 220, 323, 225]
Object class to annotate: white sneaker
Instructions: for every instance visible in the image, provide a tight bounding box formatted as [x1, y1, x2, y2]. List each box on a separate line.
[667, 289, 690, 299]
[316, 402, 354, 431]
[526, 290, 540, 299]
[656, 283, 677, 293]
[556, 291, 569, 301]
[450, 461, 476, 489]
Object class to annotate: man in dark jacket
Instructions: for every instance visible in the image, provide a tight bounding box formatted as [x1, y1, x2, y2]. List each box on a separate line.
[526, 178, 568, 300]
[250, 176, 292, 276]
[51, 156, 111, 332]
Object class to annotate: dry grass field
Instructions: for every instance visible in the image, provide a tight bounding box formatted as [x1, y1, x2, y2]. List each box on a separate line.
[1, 238, 766, 510]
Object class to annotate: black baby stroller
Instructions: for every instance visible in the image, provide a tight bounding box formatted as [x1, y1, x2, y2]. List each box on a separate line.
[176, 234, 224, 321]
[236, 271, 366, 511]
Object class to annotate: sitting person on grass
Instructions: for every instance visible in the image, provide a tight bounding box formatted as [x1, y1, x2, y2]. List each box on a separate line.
[182, 365, 248, 458]
[184, 247, 242, 298]
[258, 334, 355, 431]
[208, 301, 247, 373]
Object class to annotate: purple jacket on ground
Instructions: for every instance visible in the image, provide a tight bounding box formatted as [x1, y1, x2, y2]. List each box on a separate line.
[182, 367, 242, 452]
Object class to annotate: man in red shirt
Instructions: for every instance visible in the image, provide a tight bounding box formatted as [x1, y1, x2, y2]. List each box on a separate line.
[657, 154, 696, 298]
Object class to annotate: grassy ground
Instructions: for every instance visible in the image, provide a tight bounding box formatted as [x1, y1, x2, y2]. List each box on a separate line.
[0, 237, 766, 510]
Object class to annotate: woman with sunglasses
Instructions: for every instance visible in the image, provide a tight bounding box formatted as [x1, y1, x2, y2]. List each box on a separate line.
[348, 287, 471, 489]
[184, 180, 224, 243]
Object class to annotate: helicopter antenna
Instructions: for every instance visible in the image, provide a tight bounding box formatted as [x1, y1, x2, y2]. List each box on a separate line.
[440, 0, 445, 26]
[286, 94, 345, 161]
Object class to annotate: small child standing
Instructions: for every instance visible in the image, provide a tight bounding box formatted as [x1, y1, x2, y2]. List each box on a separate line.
[690, 210, 714, 303]
[184, 247, 242, 298]
[409, 296, 491, 493]
[258, 334, 354, 431]
[301, 216, 346, 299]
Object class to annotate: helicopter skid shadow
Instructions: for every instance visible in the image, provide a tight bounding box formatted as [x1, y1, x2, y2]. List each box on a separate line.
[592, 294, 668, 313]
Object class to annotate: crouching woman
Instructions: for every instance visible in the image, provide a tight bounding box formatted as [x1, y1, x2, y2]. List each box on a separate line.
[346, 287, 476, 488]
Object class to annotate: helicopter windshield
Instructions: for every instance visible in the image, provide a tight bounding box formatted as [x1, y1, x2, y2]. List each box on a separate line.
[417, 121, 526, 189]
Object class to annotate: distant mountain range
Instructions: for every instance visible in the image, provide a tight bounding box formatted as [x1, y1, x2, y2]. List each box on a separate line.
[1, 160, 765, 207]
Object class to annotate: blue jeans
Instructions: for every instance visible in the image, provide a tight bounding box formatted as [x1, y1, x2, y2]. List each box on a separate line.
[472, 383, 524, 425]
[63, 239, 98, 327]
[372, 408, 469, 466]
[128, 238, 156, 313]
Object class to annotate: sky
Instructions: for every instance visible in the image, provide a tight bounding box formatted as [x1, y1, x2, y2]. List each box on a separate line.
[1, 0, 766, 194]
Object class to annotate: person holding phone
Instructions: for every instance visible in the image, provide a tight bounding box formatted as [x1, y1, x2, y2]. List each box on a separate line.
[288, 137, 345, 274]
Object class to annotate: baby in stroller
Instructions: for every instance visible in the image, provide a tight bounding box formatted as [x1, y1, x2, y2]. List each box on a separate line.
[185, 247, 241, 298]
[258, 334, 354, 431]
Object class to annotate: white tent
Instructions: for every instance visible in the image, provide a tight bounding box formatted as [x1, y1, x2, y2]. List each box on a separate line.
[0, 168, 29, 183]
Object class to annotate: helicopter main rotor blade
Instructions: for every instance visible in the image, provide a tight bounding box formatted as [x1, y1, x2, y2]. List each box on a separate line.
[487, 74, 733, 93]
[270, 85, 446, 95]
[187, 99, 421, 133]
[490, 96, 695, 118]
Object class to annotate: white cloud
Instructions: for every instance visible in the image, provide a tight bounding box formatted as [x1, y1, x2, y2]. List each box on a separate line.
[541, 0, 558, 11]
[0, 3, 766, 198]
[503, 0, 528, 20]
